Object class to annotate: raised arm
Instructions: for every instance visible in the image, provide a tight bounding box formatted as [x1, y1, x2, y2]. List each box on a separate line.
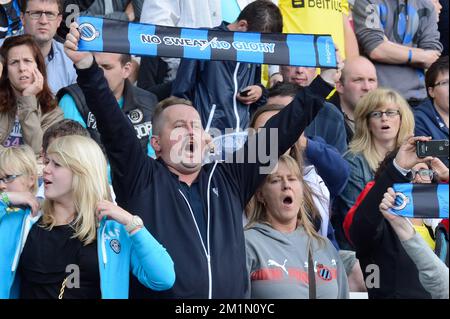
[64, 23, 152, 201]
[380, 191, 449, 299]
[227, 87, 324, 205]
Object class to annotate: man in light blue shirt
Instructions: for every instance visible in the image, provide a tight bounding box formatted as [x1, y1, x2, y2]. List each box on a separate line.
[58, 51, 157, 159]
[20, 0, 76, 95]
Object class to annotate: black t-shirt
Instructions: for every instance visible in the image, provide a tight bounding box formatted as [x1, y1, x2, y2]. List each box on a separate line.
[18, 219, 101, 299]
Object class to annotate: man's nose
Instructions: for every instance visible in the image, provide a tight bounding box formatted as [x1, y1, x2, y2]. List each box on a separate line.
[38, 13, 50, 23]
[361, 80, 371, 91]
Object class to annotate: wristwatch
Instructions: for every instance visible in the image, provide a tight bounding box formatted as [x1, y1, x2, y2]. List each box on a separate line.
[125, 215, 144, 233]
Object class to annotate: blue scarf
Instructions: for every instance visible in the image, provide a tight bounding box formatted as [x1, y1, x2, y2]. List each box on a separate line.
[391, 183, 449, 218]
[77, 16, 337, 68]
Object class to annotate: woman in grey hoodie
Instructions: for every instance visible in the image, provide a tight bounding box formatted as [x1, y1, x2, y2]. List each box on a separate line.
[245, 154, 349, 299]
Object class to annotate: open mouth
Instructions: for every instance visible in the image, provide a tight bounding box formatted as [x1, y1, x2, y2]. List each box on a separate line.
[282, 196, 293, 205]
[381, 125, 391, 130]
[182, 138, 198, 159]
[185, 140, 195, 153]
[19, 76, 29, 81]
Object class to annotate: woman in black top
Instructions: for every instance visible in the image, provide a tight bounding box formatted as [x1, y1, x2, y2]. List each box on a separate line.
[0, 136, 175, 299]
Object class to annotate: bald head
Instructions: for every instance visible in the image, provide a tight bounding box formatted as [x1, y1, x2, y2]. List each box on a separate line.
[337, 56, 378, 114]
[340, 56, 377, 83]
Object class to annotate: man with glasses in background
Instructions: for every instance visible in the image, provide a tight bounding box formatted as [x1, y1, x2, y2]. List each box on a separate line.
[414, 56, 449, 167]
[406, 160, 441, 252]
[19, 0, 76, 95]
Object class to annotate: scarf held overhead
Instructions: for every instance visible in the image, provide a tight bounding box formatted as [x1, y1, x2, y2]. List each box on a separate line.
[76, 16, 337, 68]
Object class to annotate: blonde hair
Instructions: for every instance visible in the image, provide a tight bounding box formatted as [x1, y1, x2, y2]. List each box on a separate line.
[349, 88, 415, 171]
[41, 135, 112, 245]
[0, 144, 38, 194]
[246, 154, 324, 244]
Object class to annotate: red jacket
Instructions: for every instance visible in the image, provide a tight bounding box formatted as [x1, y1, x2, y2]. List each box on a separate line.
[343, 181, 375, 246]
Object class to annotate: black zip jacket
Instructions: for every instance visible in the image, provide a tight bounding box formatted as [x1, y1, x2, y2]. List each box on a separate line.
[350, 161, 432, 299]
[76, 61, 323, 298]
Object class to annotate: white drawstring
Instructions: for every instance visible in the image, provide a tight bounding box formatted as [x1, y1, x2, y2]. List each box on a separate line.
[101, 220, 107, 266]
[232, 63, 241, 132]
[205, 104, 216, 133]
[206, 161, 218, 299]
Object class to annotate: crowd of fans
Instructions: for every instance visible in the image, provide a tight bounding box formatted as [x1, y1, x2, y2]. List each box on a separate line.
[0, 0, 448, 299]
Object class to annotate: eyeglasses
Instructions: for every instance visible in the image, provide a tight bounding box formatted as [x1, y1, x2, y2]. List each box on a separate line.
[411, 169, 434, 179]
[368, 110, 400, 118]
[433, 79, 449, 87]
[25, 10, 60, 21]
[0, 174, 22, 184]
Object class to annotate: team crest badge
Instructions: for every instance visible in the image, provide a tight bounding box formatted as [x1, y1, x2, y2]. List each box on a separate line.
[392, 192, 410, 210]
[110, 239, 121, 254]
[317, 263, 332, 281]
[79, 23, 100, 42]
[128, 109, 144, 124]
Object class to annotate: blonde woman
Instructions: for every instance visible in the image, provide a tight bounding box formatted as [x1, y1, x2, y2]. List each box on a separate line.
[334, 88, 415, 249]
[0, 144, 40, 213]
[0, 145, 38, 193]
[0, 136, 175, 299]
[0, 144, 42, 299]
[245, 154, 349, 299]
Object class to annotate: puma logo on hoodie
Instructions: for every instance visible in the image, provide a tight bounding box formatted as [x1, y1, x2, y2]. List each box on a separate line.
[268, 259, 288, 275]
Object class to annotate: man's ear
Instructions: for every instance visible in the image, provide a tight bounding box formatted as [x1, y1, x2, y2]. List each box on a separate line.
[150, 135, 161, 153]
[335, 80, 345, 94]
[236, 19, 249, 32]
[122, 61, 132, 79]
[428, 86, 435, 99]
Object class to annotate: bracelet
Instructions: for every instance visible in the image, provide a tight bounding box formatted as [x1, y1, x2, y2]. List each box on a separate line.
[0, 192, 10, 206]
[125, 215, 143, 233]
[407, 49, 412, 64]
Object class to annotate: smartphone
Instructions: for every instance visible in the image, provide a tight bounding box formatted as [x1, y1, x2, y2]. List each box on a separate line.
[416, 140, 449, 158]
[239, 89, 251, 97]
